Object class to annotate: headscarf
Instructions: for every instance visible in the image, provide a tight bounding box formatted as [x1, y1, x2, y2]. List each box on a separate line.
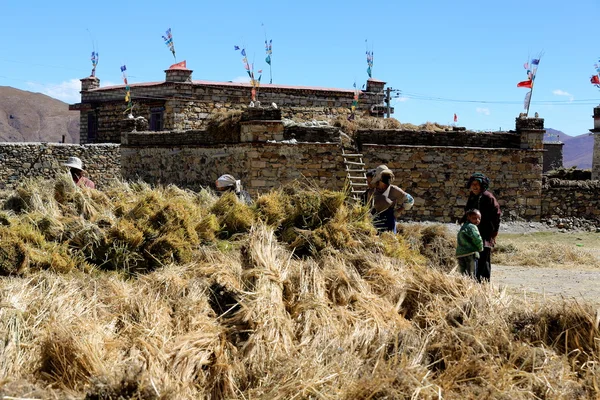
[370, 165, 395, 186]
[216, 174, 242, 193]
[467, 172, 490, 191]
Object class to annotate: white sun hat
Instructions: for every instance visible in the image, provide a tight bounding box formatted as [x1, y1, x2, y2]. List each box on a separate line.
[63, 156, 84, 171]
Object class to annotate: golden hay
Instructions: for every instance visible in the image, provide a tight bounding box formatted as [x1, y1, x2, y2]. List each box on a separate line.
[0, 228, 29, 276]
[211, 191, 255, 238]
[495, 240, 600, 268]
[398, 223, 457, 272]
[0, 178, 598, 399]
[254, 190, 288, 226]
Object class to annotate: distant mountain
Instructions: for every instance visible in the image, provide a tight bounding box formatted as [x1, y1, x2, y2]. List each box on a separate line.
[0, 86, 79, 143]
[544, 128, 593, 169]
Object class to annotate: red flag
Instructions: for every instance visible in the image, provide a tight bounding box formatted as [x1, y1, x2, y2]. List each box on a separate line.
[517, 79, 533, 88]
[169, 60, 187, 70]
[591, 75, 600, 85]
[453, 113, 458, 122]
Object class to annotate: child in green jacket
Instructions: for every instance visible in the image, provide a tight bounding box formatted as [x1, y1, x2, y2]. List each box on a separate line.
[456, 209, 484, 278]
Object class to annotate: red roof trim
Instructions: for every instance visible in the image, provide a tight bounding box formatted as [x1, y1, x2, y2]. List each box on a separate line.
[89, 80, 358, 94]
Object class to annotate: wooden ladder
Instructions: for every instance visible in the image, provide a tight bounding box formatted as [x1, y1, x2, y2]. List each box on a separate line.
[341, 147, 368, 201]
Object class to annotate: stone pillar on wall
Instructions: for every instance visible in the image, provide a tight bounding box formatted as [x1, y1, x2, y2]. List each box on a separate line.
[81, 76, 100, 92]
[240, 108, 284, 142]
[589, 105, 600, 180]
[515, 115, 545, 150]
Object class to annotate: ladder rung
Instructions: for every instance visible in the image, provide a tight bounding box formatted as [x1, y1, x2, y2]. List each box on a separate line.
[350, 183, 368, 186]
[345, 168, 365, 172]
[351, 190, 365, 194]
[348, 176, 367, 180]
[344, 161, 365, 166]
[342, 153, 364, 157]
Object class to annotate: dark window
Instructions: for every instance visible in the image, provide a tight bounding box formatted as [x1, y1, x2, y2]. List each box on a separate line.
[87, 111, 98, 143]
[150, 107, 164, 131]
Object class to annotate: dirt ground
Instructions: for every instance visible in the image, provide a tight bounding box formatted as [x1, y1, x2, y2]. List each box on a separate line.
[493, 265, 600, 305]
[439, 221, 600, 305]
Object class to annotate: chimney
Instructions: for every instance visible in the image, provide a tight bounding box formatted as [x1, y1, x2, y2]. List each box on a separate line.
[165, 60, 192, 83]
[365, 78, 386, 93]
[81, 76, 100, 92]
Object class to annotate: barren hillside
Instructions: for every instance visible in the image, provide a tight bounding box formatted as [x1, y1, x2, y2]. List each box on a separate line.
[0, 86, 79, 143]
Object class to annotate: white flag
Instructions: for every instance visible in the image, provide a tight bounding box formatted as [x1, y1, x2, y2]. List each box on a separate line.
[524, 91, 532, 110]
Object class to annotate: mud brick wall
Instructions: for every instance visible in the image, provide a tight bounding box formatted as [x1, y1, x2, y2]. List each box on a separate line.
[0, 143, 120, 191]
[360, 144, 544, 222]
[541, 179, 600, 220]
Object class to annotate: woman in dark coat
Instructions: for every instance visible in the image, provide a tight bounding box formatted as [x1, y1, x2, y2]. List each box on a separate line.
[463, 173, 501, 282]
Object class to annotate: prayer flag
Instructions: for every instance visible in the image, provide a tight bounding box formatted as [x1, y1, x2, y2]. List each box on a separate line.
[531, 59, 540, 65]
[524, 91, 531, 110]
[453, 113, 458, 123]
[234, 45, 240, 50]
[591, 75, 600, 85]
[517, 79, 533, 88]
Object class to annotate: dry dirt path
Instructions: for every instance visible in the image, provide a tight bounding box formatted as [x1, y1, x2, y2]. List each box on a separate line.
[493, 264, 600, 305]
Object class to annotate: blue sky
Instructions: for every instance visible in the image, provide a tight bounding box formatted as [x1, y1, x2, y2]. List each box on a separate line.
[2, 0, 599, 136]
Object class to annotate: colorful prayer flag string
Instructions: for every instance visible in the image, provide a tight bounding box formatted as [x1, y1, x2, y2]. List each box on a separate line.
[121, 65, 133, 115]
[265, 39, 273, 84]
[590, 61, 600, 88]
[162, 28, 176, 60]
[348, 81, 359, 120]
[234, 45, 262, 102]
[517, 53, 542, 115]
[91, 51, 99, 77]
[365, 40, 374, 78]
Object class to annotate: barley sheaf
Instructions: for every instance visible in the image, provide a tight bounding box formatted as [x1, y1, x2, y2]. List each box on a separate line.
[0, 177, 598, 399]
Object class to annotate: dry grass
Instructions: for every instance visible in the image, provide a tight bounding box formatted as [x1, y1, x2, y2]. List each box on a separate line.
[495, 236, 600, 269]
[333, 116, 453, 136]
[0, 177, 598, 399]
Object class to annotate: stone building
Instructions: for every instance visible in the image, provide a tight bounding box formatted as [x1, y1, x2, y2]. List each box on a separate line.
[69, 62, 392, 144]
[120, 110, 546, 222]
[589, 105, 600, 180]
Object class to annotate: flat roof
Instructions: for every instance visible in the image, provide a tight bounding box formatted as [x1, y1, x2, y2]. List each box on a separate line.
[91, 79, 359, 94]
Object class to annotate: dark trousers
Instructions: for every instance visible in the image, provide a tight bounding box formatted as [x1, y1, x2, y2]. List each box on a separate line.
[476, 247, 492, 282]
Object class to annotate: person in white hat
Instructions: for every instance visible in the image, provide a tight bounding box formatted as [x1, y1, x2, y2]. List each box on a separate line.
[63, 156, 95, 189]
[370, 165, 414, 233]
[215, 174, 252, 205]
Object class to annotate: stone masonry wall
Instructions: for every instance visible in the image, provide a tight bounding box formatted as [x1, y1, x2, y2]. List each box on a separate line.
[0, 143, 120, 191]
[121, 141, 543, 221]
[361, 144, 544, 222]
[4, 140, 598, 223]
[356, 130, 521, 149]
[120, 143, 347, 193]
[541, 179, 600, 220]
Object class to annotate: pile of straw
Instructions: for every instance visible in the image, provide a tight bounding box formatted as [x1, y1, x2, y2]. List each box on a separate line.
[0, 177, 598, 399]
